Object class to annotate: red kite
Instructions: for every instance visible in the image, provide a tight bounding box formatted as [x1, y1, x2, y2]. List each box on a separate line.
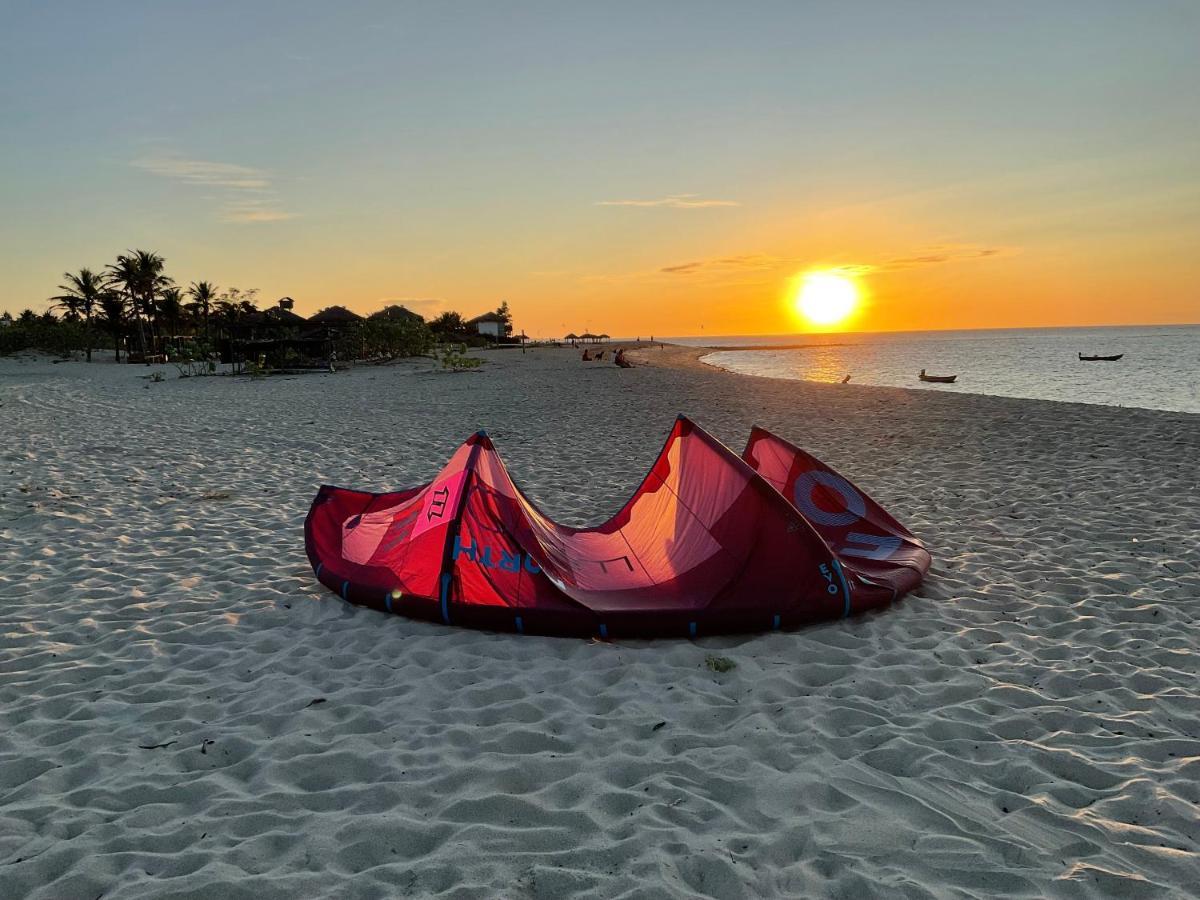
[305, 417, 929, 637]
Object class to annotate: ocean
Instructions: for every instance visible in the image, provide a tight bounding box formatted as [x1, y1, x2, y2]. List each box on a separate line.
[667, 325, 1200, 414]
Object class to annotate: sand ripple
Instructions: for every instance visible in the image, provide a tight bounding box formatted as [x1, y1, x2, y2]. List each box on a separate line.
[1, 351, 1198, 898]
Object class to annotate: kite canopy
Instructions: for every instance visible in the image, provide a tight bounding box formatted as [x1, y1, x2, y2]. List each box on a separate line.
[305, 418, 930, 638]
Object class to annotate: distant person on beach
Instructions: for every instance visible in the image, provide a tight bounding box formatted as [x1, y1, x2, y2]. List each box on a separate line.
[581, 349, 591, 361]
[615, 348, 633, 368]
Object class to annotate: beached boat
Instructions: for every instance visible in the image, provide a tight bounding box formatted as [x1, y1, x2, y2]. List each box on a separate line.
[919, 369, 957, 384]
[1078, 353, 1123, 361]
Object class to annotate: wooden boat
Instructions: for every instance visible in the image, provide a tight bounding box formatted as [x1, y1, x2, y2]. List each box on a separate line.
[1078, 352, 1123, 361]
[918, 368, 957, 384]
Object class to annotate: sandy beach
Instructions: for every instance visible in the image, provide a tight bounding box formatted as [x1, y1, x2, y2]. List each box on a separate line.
[2, 346, 1198, 899]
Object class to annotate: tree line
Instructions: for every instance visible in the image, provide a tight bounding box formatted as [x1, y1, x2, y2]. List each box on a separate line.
[1, 249, 259, 361]
[1, 249, 517, 363]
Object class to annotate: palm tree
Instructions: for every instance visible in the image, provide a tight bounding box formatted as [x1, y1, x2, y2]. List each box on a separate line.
[158, 286, 184, 341]
[106, 253, 145, 356]
[97, 297, 129, 364]
[186, 281, 218, 341]
[97, 293, 128, 362]
[49, 268, 105, 361]
[106, 250, 172, 358]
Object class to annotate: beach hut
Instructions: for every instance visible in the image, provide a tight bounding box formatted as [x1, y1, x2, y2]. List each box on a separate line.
[579, 331, 599, 344]
[221, 299, 328, 369]
[308, 306, 365, 326]
[306, 306, 366, 362]
[369, 304, 425, 324]
[467, 311, 506, 339]
[255, 298, 307, 331]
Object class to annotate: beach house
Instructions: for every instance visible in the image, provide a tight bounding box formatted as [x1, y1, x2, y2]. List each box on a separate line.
[467, 311, 506, 339]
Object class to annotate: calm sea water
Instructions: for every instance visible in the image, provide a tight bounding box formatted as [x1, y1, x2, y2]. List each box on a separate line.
[668, 325, 1200, 414]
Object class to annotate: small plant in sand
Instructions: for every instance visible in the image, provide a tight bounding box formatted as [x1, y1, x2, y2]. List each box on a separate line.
[174, 338, 219, 378]
[705, 655, 736, 673]
[245, 353, 269, 378]
[438, 344, 482, 371]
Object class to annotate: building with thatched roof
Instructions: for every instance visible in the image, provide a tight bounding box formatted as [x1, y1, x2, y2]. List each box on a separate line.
[308, 305, 365, 325]
[370, 304, 424, 324]
[251, 298, 307, 329]
[467, 311, 506, 339]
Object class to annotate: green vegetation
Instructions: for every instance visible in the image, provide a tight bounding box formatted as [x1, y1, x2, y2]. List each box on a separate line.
[245, 353, 270, 379]
[438, 343, 483, 371]
[4, 251, 520, 374]
[1, 249, 266, 361]
[705, 655, 737, 673]
[354, 318, 433, 361]
[0, 310, 93, 357]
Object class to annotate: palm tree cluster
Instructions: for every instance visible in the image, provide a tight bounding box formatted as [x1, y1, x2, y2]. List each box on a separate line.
[45, 249, 256, 362]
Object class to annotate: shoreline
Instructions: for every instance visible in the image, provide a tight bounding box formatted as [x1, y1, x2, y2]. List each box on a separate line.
[629, 341, 1200, 419]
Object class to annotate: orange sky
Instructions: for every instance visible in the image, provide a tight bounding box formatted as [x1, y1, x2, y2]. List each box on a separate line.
[3, 4, 1197, 337]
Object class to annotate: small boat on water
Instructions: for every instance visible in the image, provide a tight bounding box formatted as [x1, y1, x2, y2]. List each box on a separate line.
[919, 368, 957, 384]
[1078, 352, 1123, 361]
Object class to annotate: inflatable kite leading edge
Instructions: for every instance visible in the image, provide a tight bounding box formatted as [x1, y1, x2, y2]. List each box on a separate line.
[304, 417, 931, 638]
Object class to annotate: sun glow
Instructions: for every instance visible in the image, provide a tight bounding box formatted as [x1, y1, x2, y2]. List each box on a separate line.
[794, 271, 860, 327]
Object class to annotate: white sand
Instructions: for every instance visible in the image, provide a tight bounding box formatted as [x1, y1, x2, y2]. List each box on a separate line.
[1, 347, 1198, 898]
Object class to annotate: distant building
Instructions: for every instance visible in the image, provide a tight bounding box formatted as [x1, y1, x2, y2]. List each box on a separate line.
[467, 311, 506, 339]
[369, 304, 425, 324]
[253, 298, 307, 330]
[307, 305, 365, 326]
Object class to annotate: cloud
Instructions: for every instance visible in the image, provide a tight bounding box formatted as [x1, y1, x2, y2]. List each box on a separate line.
[660, 254, 784, 274]
[131, 153, 295, 224]
[596, 193, 739, 209]
[656, 245, 1012, 277]
[221, 206, 297, 223]
[876, 245, 1006, 270]
[131, 156, 270, 190]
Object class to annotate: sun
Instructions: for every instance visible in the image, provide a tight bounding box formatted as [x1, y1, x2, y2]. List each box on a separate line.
[794, 271, 859, 327]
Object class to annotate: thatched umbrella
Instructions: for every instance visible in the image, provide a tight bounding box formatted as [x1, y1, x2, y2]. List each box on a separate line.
[564, 332, 579, 340]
